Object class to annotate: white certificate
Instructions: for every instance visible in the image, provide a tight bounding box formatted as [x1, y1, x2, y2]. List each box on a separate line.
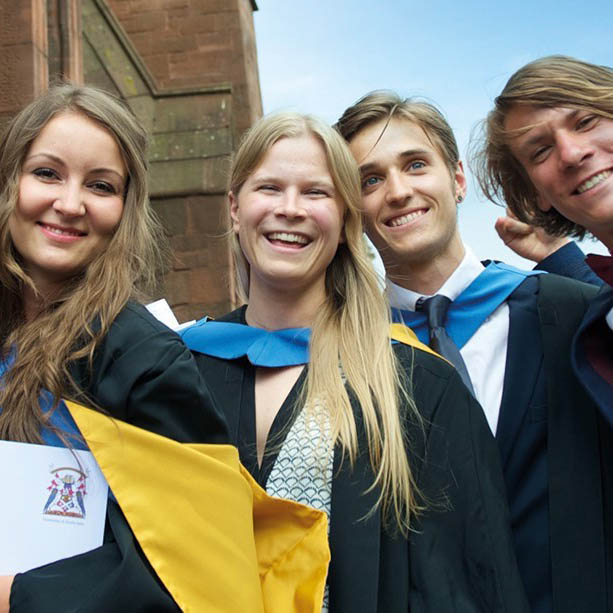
[0, 440, 108, 574]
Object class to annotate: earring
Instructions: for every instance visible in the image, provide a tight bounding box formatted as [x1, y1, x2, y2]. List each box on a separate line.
[456, 195, 463, 203]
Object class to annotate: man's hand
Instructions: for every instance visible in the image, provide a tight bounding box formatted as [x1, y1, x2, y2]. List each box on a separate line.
[0, 575, 14, 612]
[495, 210, 570, 263]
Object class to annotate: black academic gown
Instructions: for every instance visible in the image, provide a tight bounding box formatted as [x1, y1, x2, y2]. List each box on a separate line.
[9, 302, 228, 612]
[192, 307, 529, 613]
[493, 272, 613, 613]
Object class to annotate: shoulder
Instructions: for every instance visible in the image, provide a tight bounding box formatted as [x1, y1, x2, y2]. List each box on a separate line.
[535, 273, 598, 326]
[393, 341, 455, 383]
[111, 301, 182, 338]
[72, 301, 189, 390]
[100, 302, 187, 356]
[393, 343, 467, 422]
[537, 271, 600, 301]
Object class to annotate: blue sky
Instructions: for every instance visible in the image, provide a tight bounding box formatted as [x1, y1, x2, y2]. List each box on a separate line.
[253, 0, 612, 266]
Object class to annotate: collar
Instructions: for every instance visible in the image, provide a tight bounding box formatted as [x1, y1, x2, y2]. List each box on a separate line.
[182, 320, 311, 367]
[392, 261, 544, 348]
[386, 247, 484, 311]
[181, 315, 440, 368]
[586, 253, 613, 286]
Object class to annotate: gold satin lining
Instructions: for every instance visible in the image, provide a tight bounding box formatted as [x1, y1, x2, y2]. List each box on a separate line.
[66, 401, 330, 612]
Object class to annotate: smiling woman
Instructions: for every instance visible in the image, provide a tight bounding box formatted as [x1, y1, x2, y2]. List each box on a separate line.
[10, 111, 126, 305]
[0, 84, 233, 612]
[184, 111, 530, 612]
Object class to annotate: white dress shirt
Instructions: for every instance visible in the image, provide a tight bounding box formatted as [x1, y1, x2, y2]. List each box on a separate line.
[387, 248, 509, 435]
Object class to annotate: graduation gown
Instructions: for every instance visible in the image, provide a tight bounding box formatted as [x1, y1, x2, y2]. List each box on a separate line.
[192, 307, 529, 613]
[8, 302, 229, 611]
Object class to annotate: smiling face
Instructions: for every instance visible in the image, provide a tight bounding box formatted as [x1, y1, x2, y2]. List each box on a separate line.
[348, 117, 465, 285]
[505, 104, 613, 248]
[230, 133, 345, 302]
[9, 111, 126, 294]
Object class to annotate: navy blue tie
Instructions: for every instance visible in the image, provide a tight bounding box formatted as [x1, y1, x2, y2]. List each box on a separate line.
[416, 295, 476, 396]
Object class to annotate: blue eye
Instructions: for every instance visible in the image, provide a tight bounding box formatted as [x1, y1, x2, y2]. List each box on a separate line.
[362, 176, 380, 189]
[409, 161, 426, 170]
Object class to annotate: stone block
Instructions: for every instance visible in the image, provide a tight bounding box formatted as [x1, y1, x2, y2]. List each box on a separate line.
[178, 13, 216, 35]
[189, 266, 229, 304]
[186, 195, 228, 234]
[117, 11, 167, 35]
[149, 155, 230, 197]
[0, 44, 37, 113]
[152, 93, 231, 133]
[0, 0, 34, 46]
[152, 197, 188, 235]
[150, 126, 232, 161]
[163, 269, 191, 304]
[191, 0, 235, 15]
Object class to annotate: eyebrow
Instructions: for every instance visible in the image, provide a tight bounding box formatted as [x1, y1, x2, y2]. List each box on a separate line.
[25, 152, 126, 182]
[358, 148, 432, 175]
[514, 109, 582, 150]
[252, 174, 335, 188]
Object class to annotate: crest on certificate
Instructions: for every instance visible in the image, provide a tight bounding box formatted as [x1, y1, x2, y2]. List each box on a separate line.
[42, 466, 88, 519]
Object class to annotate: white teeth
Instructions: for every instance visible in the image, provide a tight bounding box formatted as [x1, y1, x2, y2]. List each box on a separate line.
[576, 170, 612, 194]
[42, 224, 82, 236]
[267, 232, 309, 245]
[387, 210, 425, 227]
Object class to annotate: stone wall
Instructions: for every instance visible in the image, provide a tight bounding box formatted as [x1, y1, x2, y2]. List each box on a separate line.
[0, 0, 262, 320]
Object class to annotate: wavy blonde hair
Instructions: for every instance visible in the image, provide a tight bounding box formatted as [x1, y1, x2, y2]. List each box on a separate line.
[0, 84, 166, 443]
[472, 55, 613, 238]
[229, 112, 423, 534]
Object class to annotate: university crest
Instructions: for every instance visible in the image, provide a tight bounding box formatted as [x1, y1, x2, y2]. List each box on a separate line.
[42, 466, 88, 519]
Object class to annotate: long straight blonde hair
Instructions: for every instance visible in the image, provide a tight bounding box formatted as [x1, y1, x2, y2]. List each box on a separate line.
[0, 84, 166, 443]
[229, 112, 423, 534]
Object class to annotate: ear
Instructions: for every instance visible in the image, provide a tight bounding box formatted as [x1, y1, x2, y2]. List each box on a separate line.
[454, 161, 467, 203]
[228, 191, 240, 233]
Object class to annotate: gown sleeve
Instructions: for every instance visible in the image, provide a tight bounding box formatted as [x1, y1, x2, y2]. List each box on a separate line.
[10, 302, 228, 612]
[402, 347, 530, 612]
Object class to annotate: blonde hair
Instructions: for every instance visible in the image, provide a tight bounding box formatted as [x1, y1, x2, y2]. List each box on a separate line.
[0, 84, 167, 443]
[230, 112, 423, 534]
[335, 90, 460, 176]
[472, 55, 613, 238]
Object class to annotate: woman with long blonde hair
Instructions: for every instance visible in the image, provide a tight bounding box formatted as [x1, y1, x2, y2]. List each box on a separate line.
[183, 112, 529, 612]
[0, 84, 229, 611]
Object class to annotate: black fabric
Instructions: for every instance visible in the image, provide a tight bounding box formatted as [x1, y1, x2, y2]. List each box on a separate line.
[496, 276, 551, 613]
[497, 271, 613, 613]
[572, 282, 613, 418]
[416, 294, 475, 395]
[193, 307, 530, 613]
[535, 240, 604, 286]
[536, 275, 613, 613]
[10, 302, 228, 612]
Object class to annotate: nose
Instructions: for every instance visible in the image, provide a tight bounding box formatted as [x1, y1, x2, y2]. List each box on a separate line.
[556, 131, 592, 168]
[385, 169, 413, 205]
[52, 183, 86, 217]
[275, 188, 306, 219]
